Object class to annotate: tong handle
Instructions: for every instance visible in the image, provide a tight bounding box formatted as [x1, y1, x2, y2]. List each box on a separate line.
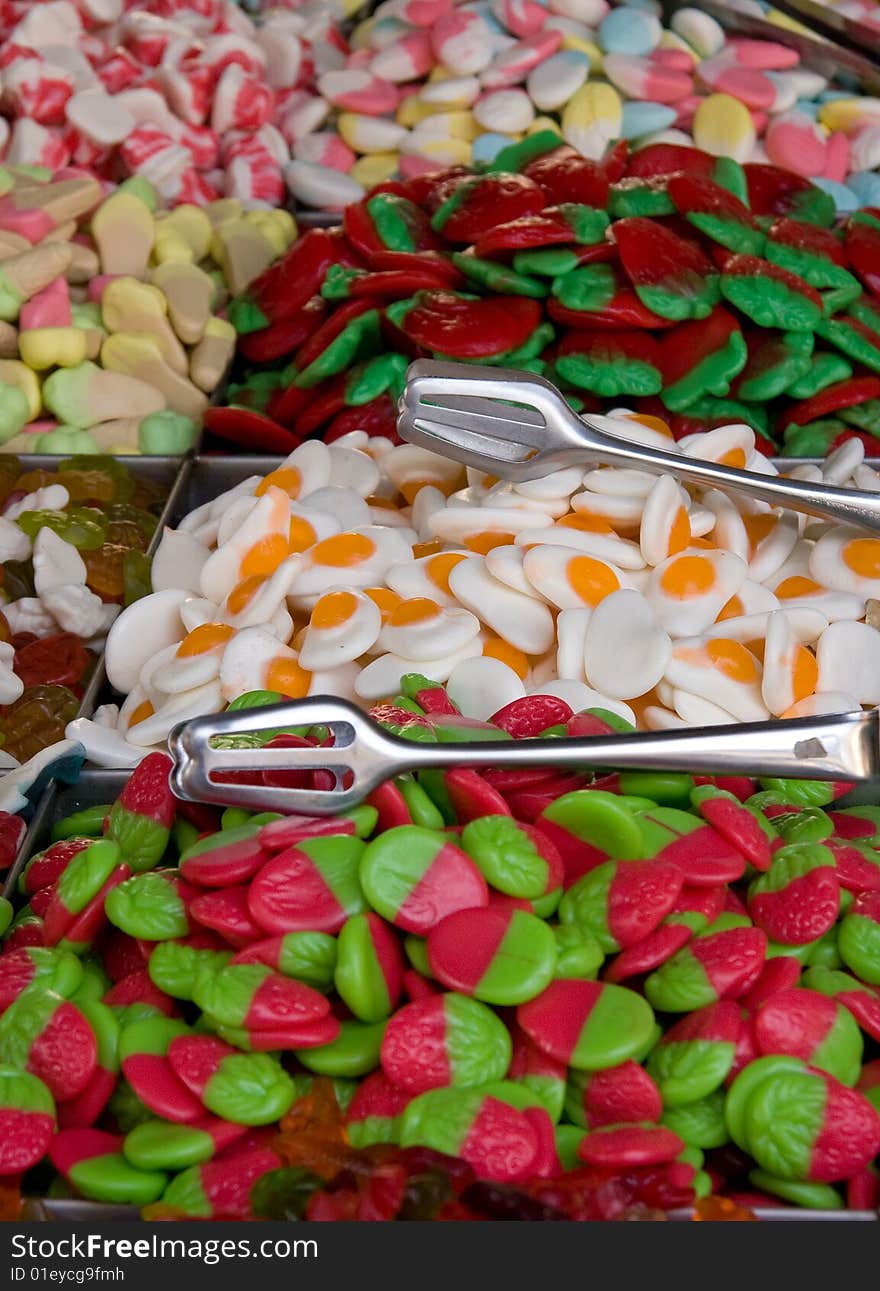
[402, 709, 877, 783]
[574, 416, 880, 534]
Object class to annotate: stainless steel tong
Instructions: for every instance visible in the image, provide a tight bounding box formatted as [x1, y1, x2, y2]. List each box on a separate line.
[168, 698, 878, 814]
[398, 360, 880, 534]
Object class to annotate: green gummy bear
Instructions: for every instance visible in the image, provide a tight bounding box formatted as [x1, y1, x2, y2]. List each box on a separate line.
[139, 410, 198, 455]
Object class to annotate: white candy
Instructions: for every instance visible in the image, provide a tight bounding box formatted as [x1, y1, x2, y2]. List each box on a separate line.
[33, 528, 87, 597]
[0, 643, 23, 706]
[66, 90, 135, 146]
[449, 557, 556, 654]
[816, 620, 880, 704]
[527, 50, 589, 112]
[4, 598, 57, 639]
[42, 585, 116, 639]
[5, 485, 69, 522]
[151, 528, 211, 595]
[446, 655, 525, 719]
[285, 161, 365, 209]
[105, 589, 188, 693]
[583, 589, 671, 700]
[0, 517, 30, 564]
[474, 88, 534, 132]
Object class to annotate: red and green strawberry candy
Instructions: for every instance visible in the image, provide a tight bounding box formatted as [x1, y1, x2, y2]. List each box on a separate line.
[104, 753, 176, 873]
[0, 1067, 55, 1175]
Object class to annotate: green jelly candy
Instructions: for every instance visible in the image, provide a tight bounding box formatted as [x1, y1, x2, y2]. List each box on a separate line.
[335, 913, 399, 1022]
[748, 1169, 843, 1210]
[0, 899, 11, 937]
[69, 1154, 167, 1206]
[51, 805, 110, 841]
[273, 931, 337, 987]
[838, 900, 880, 984]
[296, 1020, 386, 1077]
[724, 1054, 809, 1152]
[661, 1089, 729, 1149]
[118, 1016, 190, 1064]
[555, 1124, 587, 1172]
[540, 790, 645, 859]
[405, 935, 432, 977]
[775, 807, 834, 845]
[452, 252, 548, 298]
[647, 1034, 736, 1109]
[105, 872, 190, 940]
[553, 924, 604, 979]
[757, 778, 835, 808]
[16, 506, 107, 550]
[202, 1053, 295, 1125]
[786, 352, 853, 399]
[460, 815, 554, 899]
[148, 942, 230, 1001]
[803, 929, 842, 971]
[398, 778, 444, 831]
[617, 772, 694, 807]
[743, 1068, 827, 1180]
[108, 1080, 153, 1133]
[124, 1120, 217, 1171]
[71, 961, 106, 1005]
[56, 840, 121, 918]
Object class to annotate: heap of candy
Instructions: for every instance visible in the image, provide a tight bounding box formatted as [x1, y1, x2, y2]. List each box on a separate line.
[0, 0, 360, 209]
[3, 0, 880, 217]
[0, 456, 166, 764]
[288, 0, 880, 213]
[0, 166, 295, 456]
[68, 424, 880, 767]
[225, 149, 880, 456]
[2, 728, 880, 1218]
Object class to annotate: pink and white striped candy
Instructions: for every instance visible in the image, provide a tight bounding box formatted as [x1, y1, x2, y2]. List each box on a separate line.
[431, 10, 495, 75]
[317, 70, 399, 115]
[765, 110, 828, 178]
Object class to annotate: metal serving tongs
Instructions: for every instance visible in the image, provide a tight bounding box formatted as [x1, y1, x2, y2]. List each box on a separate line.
[168, 698, 880, 814]
[398, 360, 880, 535]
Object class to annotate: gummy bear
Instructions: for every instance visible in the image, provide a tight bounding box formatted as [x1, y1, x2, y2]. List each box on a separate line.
[15, 507, 106, 551]
[0, 684, 79, 762]
[274, 1079, 361, 1181]
[13, 634, 91, 689]
[84, 544, 127, 601]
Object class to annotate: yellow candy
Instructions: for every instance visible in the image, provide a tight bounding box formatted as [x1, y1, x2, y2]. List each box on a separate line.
[350, 153, 400, 187]
[528, 116, 562, 136]
[205, 198, 243, 228]
[403, 137, 472, 165]
[19, 326, 88, 371]
[659, 29, 702, 61]
[561, 83, 622, 160]
[91, 192, 154, 279]
[243, 211, 288, 257]
[0, 359, 40, 418]
[415, 111, 479, 141]
[818, 98, 880, 132]
[561, 35, 603, 66]
[152, 230, 193, 265]
[101, 277, 188, 375]
[396, 95, 438, 126]
[210, 219, 276, 296]
[693, 93, 756, 162]
[156, 205, 212, 261]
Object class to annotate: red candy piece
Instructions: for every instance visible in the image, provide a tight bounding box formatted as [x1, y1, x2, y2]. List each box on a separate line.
[809, 1078, 880, 1183]
[491, 695, 574, 739]
[202, 407, 301, 454]
[13, 633, 89, 689]
[524, 145, 612, 207]
[444, 769, 511, 823]
[696, 796, 772, 872]
[237, 299, 328, 365]
[429, 172, 546, 244]
[740, 956, 802, 1009]
[392, 290, 542, 359]
[247, 847, 354, 936]
[103, 969, 176, 1016]
[380, 995, 450, 1094]
[827, 840, 880, 893]
[748, 858, 839, 945]
[845, 211, 880, 297]
[603, 921, 693, 983]
[180, 830, 268, 887]
[121, 1051, 204, 1123]
[784, 376, 880, 428]
[21, 837, 91, 894]
[576, 1060, 663, 1128]
[189, 885, 263, 948]
[577, 1123, 684, 1167]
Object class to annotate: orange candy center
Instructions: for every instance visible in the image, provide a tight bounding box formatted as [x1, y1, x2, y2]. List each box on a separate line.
[706, 638, 758, 683]
[389, 597, 440, 626]
[266, 657, 311, 698]
[288, 516, 317, 553]
[483, 638, 529, 680]
[427, 551, 466, 594]
[312, 533, 375, 568]
[227, 575, 266, 616]
[128, 698, 155, 727]
[241, 533, 289, 578]
[177, 623, 235, 656]
[311, 591, 359, 630]
[566, 555, 620, 606]
[775, 576, 822, 599]
[660, 555, 716, 598]
[257, 467, 302, 499]
[843, 538, 880, 579]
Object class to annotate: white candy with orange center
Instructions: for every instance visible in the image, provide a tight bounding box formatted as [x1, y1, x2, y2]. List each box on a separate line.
[646, 548, 748, 636]
[298, 589, 382, 670]
[90, 412, 880, 768]
[664, 636, 767, 722]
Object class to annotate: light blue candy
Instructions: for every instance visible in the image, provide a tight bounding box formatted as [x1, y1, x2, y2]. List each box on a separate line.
[620, 101, 677, 140]
[599, 4, 661, 53]
[472, 132, 516, 163]
[818, 90, 851, 102]
[622, 0, 663, 15]
[811, 177, 859, 215]
[793, 98, 821, 120]
[847, 171, 880, 207]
